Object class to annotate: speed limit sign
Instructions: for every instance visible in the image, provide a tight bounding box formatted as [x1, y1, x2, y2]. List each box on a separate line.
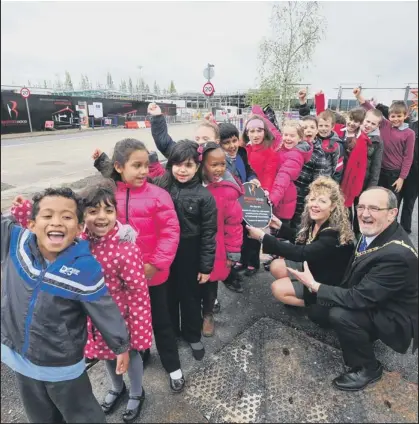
[202, 82, 215, 97]
[20, 87, 31, 99]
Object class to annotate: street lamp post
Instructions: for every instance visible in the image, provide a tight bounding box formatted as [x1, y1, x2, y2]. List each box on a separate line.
[137, 65, 143, 101]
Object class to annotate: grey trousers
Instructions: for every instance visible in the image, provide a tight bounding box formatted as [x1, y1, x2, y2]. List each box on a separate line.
[14, 371, 106, 423]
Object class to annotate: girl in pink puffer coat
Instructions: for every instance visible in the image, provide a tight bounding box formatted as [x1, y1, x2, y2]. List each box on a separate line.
[270, 120, 313, 221]
[199, 142, 244, 336]
[93, 138, 185, 394]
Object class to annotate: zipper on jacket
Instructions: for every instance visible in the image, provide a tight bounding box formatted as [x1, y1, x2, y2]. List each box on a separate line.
[21, 269, 47, 356]
[125, 188, 130, 224]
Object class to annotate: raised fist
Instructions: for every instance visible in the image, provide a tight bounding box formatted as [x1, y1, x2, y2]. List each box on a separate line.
[204, 112, 214, 121]
[92, 148, 102, 160]
[12, 195, 25, 207]
[147, 103, 162, 116]
[353, 87, 361, 97]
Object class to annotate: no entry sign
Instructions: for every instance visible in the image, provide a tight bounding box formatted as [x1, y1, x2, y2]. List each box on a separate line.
[20, 87, 31, 99]
[239, 183, 272, 229]
[203, 82, 215, 97]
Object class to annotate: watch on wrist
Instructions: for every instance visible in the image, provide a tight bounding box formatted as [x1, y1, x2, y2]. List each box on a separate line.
[259, 233, 265, 243]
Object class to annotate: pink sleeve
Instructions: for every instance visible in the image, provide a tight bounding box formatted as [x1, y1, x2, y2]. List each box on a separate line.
[223, 197, 243, 255]
[149, 161, 166, 178]
[10, 200, 33, 228]
[148, 191, 180, 270]
[270, 152, 304, 207]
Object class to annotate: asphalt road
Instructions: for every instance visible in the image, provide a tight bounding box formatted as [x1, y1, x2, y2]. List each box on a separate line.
[0, 123, 196, 196]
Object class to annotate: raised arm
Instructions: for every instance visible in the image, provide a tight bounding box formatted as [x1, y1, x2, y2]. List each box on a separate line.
[148, 103, 176, 158]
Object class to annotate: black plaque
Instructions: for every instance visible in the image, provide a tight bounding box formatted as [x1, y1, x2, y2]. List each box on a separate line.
[239, 183, 272, 228]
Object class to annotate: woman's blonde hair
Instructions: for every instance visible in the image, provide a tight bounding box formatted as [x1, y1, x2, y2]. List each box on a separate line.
[282, 120, 304, 140]
[296, 176, 354, 245]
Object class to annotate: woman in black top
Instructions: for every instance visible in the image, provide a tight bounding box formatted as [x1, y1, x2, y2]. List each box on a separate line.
[247, 176, 355, 307]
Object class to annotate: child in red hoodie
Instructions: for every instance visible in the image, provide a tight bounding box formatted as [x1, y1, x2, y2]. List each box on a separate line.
[235, 115, 279, 276]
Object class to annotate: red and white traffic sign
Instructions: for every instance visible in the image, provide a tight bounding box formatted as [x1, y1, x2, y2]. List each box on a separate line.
[202, 82, 215, 97]
[20, 87, 31, 99]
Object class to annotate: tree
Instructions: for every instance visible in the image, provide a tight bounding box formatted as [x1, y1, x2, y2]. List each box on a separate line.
[145, 84, 150, 93]
[168, 80, 177, 94]
[128, 77, 133, 94]
[153, 80, 160, 94]
[120, 79, 127, 92]
[106, 72, 114, 90]
[64, 71, 74, 91]
[43, 80, 48, 89]
[162, 88, 168, 96]
[252, 1, 324, 111]
[80, 74, 86, 90]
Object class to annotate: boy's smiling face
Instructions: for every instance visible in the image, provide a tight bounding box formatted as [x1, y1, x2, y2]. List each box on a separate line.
[220, 136, 240, 157]
[28, 196, 83, 262]
[318, 118, 333, 138]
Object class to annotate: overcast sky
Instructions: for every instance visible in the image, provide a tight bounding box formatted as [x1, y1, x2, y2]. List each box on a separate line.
[1, 1, 418, 103]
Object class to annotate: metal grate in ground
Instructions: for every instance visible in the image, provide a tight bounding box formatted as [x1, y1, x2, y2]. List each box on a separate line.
[184, 318, 418, 423]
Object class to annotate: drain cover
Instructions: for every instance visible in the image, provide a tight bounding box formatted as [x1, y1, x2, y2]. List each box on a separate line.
[184, 318, 417, 423]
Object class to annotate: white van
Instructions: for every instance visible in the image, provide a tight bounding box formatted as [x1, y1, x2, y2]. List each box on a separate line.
[214, 106, 239, 122]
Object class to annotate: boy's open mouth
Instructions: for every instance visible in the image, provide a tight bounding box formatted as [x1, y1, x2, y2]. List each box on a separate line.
[47, 231, 65, 242]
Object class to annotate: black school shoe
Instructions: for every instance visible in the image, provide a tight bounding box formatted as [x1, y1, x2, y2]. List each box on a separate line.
[170, 375, 186, 393]
[224, 278, 244, 293]
[101, 383, 127, 414]
[244, 267, 258, 277]
[190, 344, 205, 361]
[332, 362, 383, 391]
[122, 388, 145, 423]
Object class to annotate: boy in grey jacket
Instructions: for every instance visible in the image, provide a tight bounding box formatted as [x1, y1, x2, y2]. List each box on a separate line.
[1, 187, 130, 423]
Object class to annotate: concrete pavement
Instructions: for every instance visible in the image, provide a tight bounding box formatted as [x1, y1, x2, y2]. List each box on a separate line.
[1, 123, 196, 210]
[1, 199, 417, 422]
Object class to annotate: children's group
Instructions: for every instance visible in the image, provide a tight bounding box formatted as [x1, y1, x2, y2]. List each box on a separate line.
[1, 86, 417, 423]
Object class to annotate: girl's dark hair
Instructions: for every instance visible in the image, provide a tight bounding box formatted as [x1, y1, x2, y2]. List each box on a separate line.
[106, 138, 148, 181]
[242, 114, 274, 147]
[198, 142, 225, 180]
[80, 179, 117, 211]
[154, 140, 200, 190]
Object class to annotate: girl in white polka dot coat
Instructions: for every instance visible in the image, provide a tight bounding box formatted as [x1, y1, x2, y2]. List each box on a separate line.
[10, 184, 152, 421]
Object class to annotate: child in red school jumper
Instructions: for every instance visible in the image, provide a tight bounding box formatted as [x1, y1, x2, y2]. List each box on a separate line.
[199, 142, 244, 336]
[354, 87, 415, 205]
[235, 115, 279, 277]
[340, 108, 384, 236]
[11, 182, 152, 423]
[92, 138, 185, 393]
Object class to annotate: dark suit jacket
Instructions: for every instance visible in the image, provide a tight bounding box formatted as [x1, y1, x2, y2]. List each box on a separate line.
[317, 221, 418, 353]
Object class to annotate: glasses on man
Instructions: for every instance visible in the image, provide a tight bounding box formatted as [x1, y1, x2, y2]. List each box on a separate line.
[356, 205, 391, 213]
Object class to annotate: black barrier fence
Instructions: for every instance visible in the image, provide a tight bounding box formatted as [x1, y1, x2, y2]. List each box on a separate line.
[0, 92, 176, 134]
